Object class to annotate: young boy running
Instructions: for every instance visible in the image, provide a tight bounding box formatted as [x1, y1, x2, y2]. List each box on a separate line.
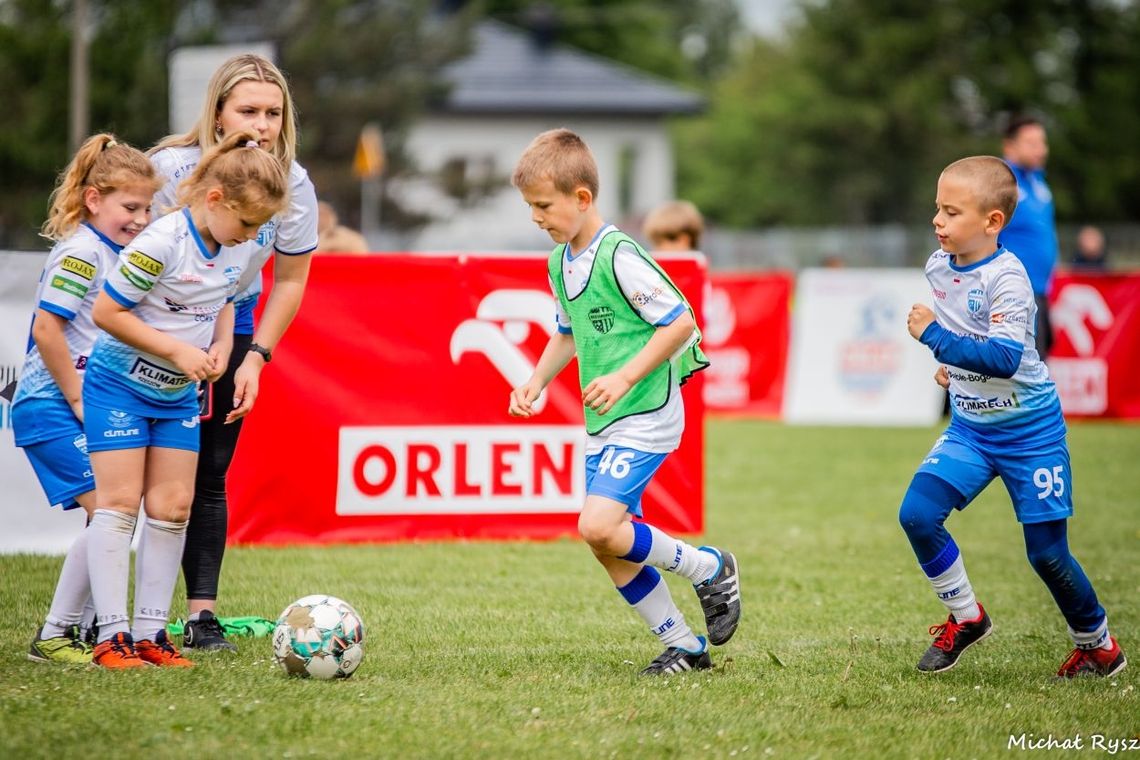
[902, 155, 1125, 678]
[508, 128, 741, 675]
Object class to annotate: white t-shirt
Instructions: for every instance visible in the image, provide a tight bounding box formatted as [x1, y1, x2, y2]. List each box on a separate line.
[553, 225, 692, 455]
[83, 208, 247, 412]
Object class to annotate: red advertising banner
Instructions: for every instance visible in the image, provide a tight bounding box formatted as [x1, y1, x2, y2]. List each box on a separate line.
[228, 253, 707, 545]
[703, 272, 793, 417]
[1048, 272, 1140, 418]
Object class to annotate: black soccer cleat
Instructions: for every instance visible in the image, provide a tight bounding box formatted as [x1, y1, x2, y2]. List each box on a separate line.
[182, 610, 238, 652]
[917, 605, 993, 673]
[640, 636, 713, 676]
[695, 547, 741, 646]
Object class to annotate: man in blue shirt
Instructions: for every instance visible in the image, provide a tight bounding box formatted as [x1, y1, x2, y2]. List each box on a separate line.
[998, 116, 1058, 358]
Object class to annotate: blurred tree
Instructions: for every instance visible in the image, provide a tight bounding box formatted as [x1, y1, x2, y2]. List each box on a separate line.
[481, 0, 744, 84]
[0, 0, 472, 247]
[0, 0, 177, 248]
[678, 0, 1140, 227]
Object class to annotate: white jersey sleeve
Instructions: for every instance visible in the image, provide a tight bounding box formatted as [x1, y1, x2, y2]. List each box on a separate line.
[274, 162, 319, 255]
[38, 233, 103, 320]
[612, 242, 686, 326]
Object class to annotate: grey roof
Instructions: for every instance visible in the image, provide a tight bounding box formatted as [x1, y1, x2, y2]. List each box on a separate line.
[438, 20, 704, 116]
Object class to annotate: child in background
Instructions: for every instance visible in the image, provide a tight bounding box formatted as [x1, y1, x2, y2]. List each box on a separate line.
[642, 200, 704, 252]
[82, 132, 288, 668]
[902, 155, 1125, 678]
[509, 129, 740, 675]
[15, 134, 160, 663]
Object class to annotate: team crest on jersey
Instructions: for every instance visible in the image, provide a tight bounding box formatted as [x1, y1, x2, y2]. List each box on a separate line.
[589, 306, 615, 334]
[164, 297, 189, 313]
[256, 219, 277, 247]
[223, 265, 242, 284]
[966, 288, 985, 319]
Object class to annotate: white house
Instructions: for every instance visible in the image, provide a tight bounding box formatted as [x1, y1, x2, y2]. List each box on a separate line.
[398, 20, 703, 251]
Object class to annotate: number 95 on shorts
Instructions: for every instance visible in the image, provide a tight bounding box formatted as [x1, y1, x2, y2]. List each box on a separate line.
[584, 445, 668, 517]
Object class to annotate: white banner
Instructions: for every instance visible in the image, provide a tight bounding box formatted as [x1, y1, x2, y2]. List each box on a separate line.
[783, 268, 944, 426]
[0, 250, 84, 554]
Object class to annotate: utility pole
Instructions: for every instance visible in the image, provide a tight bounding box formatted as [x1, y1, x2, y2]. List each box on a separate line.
[354, 123, 386, 244]
[69, 0, 90, 153]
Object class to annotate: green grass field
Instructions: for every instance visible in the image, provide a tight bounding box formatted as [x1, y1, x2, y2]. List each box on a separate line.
[1, 420, 1137, 758]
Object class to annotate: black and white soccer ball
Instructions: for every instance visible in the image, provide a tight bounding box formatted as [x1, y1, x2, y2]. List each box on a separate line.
[272, 594, 365, 679]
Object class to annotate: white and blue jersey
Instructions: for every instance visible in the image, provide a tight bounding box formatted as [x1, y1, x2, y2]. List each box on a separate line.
[921, 245, 1065, 447]
[150, 145, 318, 335]
[82, 208, 246, 417]
[12, 223, 121, 445]
[998, 163, 1057, 297]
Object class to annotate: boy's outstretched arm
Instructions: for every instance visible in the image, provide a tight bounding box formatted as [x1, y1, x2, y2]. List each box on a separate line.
[907, 303, 1024, 379]
[509, 332, 576, 418]
[583, 310, 697, 415]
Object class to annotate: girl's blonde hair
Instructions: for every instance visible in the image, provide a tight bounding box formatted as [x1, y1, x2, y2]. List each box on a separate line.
[178, 131, 289, 223]
[41, 134, 160, 242]
[150, 53, 298, 167]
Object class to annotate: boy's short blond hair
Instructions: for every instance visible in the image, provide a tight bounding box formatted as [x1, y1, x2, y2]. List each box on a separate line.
[941, 156, 1019, 226]
[512, 128, 599, 198]
[643, 200, 704, 249]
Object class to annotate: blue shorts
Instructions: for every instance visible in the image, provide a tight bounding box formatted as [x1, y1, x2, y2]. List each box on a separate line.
[84, 403, 201, 453]
[21, 431, 94, 510]
[916, 426, 1073, 524]
[584, 446, 668, 517]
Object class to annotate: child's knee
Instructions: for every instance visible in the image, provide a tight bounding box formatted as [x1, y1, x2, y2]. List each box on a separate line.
[577, 512, 618, 551]
[898, 473, 960, 539]
[1026, 543, 1070, 581]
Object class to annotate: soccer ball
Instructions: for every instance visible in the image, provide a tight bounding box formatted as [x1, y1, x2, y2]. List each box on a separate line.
[272, 594, 365, 679]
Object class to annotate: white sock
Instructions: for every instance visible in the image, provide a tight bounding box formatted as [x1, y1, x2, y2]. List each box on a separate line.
[927, 555, 981, 622]
[618, 566, 702, 651]
[79, 597, 96, 640]
[623, 522, 719, 585]
[87, 510, 137, 643]
[131, 517, 188, 641]
[41, 527, 92, 639]
[1069, 617, 1112, 651]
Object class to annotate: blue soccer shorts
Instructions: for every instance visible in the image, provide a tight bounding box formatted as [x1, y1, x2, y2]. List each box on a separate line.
[21, 430, 94, 510]
[584, 445, 668, 517]
[915, 426, 1073, 524]
[84, 403, 201, 454]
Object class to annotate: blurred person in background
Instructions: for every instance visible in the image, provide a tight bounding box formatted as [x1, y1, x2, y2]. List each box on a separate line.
[998, 116, 1058, 358]
[1069, 225, 1108, 271]
[315, 200, 369, 253]
[642, 200, 703, 252]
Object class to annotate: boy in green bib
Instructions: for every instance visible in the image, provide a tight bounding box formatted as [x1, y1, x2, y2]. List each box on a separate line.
[508, 129, 741, 675]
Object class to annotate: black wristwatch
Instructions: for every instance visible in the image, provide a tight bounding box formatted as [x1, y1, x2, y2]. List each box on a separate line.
[248, 343, 272, 364]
